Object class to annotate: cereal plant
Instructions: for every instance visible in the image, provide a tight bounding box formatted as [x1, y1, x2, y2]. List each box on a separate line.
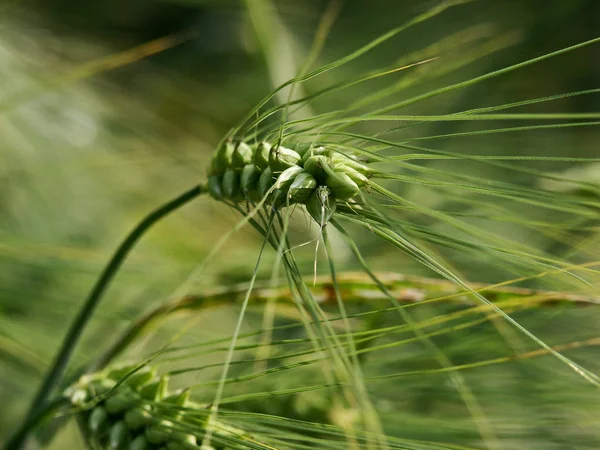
[2, 1, 600, 449]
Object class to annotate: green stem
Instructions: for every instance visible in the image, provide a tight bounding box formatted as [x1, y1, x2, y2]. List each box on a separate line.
[5, 184, 205, 450]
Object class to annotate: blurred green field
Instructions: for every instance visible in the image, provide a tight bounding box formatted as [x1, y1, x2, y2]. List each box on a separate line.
[1, 1, 600, 449]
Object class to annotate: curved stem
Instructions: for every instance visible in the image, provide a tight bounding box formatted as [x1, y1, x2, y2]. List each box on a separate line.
[5, 184, 205, 450]
[96, 267, 600, 372]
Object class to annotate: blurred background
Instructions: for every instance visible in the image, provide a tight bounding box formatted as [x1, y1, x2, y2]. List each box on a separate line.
[1, 0, 599, 448]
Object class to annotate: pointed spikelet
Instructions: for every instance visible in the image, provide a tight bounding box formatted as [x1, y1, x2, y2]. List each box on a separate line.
[288, 172, 317, 203]
[65, 363, 266, 450]
[205, 138, 372, 225]
[240, 164, 260, 200]
[231, 141, 253, 169]
[254, 141, 271, 170]
[210, 140, 236, 175]
[268, 145, 301, 172]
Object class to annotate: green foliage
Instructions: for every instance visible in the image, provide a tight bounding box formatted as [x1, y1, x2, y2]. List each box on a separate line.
[1, 1, 600, 449]
[65, 363, 261, 450]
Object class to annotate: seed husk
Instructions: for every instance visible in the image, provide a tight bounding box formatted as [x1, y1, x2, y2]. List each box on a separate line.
[288, 172, 317, 203]
[254, 141, 271, 170]
[171, 430, 197, 445]
[211, 140, 236, 174]
[125, 367, 156, 390]
[222, 168, 239, 199]
[89, 406, 109, 434]
[337, 164, 369, 187]
[275, 166, 303, 191]
[299, 144, 326, 163]
[324, 169, 360, 200]
[240, 164, 260, 199]
[207, 175, 223, 200]
[139, 375, 169, 402]
[109, 421, 128, 449]
[145, 420, 173, 444]
[130, 435, 150, 450]
[124, 405, 153, 430]
[105, 389, 140, 415]
[269, 145, 301, 172]
[231, 141, 253, 168]
[258, 167, 275, 198]
[163, 388, 190, 406]
[303, 155, 330, 183]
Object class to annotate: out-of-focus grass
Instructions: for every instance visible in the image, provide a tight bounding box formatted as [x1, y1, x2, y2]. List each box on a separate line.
[1, 1, 600, 448]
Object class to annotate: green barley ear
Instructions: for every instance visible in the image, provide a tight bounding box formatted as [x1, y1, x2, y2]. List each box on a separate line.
[12, 2, 600, 448]
[205, 136, 372, 226]
[65, 363, 262, 450]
